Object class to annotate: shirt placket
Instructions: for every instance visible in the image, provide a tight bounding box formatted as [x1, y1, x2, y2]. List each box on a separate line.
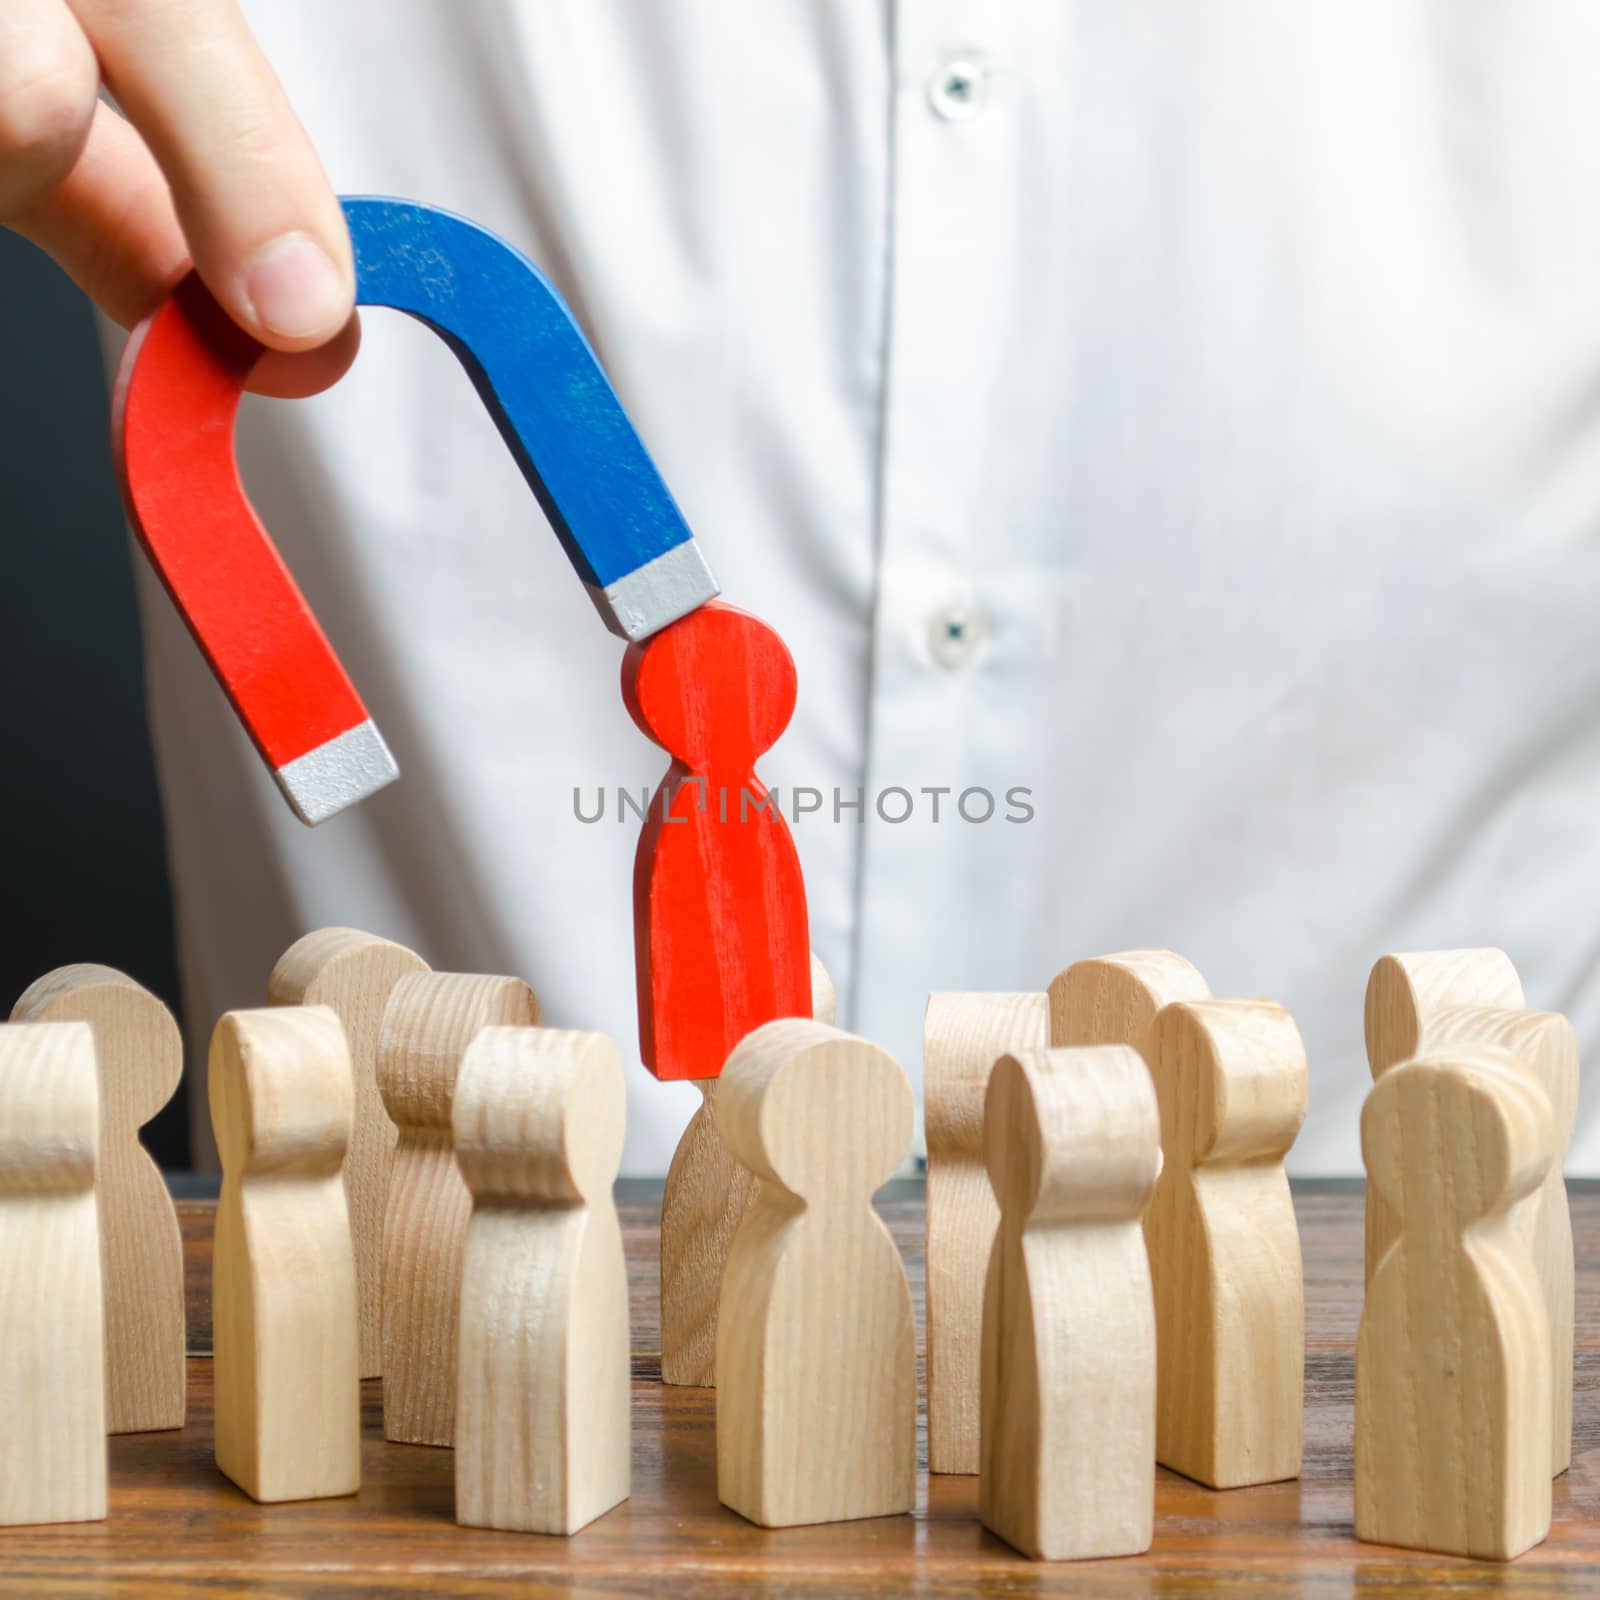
[852, 2, 1034, 1122]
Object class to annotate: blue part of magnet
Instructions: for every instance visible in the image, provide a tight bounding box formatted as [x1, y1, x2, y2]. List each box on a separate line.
[342, 195, 719, 639]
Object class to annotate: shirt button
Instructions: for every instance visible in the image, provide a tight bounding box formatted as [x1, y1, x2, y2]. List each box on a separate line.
[927, 57, 988, 122]
[927, 603, 989, 669]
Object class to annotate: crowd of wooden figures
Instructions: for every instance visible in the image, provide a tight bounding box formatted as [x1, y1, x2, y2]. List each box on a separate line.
[0, 937, 1575, 1564]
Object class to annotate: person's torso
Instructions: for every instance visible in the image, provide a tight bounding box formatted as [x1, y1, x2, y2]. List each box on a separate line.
[134, 0, 1600, 1172]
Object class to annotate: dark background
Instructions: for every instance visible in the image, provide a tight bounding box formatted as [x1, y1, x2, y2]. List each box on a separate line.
[0, 231, 189, 1165]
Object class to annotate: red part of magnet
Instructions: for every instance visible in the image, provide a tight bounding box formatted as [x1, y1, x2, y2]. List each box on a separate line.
[113, 275, 394, 823]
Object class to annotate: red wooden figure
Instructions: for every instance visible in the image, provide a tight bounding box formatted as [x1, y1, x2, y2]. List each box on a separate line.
[623, 602, 812, 1080]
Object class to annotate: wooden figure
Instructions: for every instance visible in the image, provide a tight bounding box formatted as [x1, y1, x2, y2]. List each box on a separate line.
[454, 1027, 630, 1535]
[268, 928, 430, 1379]
[210, 1006, 360, 1503]
[1416, 1005, 1577, 1476]
[980, 1045, 1159, 1561]
[1048, 947, 1211, 1057]
[923, 991, 1050, 1475]
[1356, 1047, 1552, 1561]
[11, 965, 184, 1433]
[623, 600, 812, 1082]
[716, 1019, 915, 1527]
[113, 201, 717, 822]
[1146, 999, 1308, 1488]
[660, 952, 836, 1388]
[809, 951, 836, 1027]
[1363, 949, 1525, 1285]
[209, 1004, 360, 1504]
[378, 971, 540, 1446]
[0, 1021, 105, 1527]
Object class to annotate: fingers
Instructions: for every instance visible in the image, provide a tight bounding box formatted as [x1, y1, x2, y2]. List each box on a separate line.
[10, 100, 359, 396]
[8, 100, 189, 327]
[67, 0, 353, 351]
[0, 0, 98, 217]
[4, 0, 361, 396]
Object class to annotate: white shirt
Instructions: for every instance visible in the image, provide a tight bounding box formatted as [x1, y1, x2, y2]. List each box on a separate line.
[127, 0, 1600, 1174]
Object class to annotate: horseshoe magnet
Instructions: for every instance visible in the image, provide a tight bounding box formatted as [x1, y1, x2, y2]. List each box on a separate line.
[115, 196, 720, 824]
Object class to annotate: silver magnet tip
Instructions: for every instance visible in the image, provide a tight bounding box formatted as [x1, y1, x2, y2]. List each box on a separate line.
[588, 540, 721, 641]
[274, 720, 400, 826]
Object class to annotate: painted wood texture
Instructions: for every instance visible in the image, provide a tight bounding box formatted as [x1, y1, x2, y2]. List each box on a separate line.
[980, 1045, 1158, 1560]
[659, 952, 835, 1388]
[923, 991, 1050, 1475]
[716, 1020, 916, 1527]
[11, 965, 184, 1433]
[1147, 999, 1308, 1488]
[209, 1006, 360, 1503]
[623, 601, 812, 1083]
[454, 1027, 630, 1535]
[0, 1020, 105, 1527]
[13, 1184, 1600, 1592]
[1416, 1006, 1577, 1477]
[1048, 948, 1211, 1056]
[377, 972, 539, 1446]
[112, 200, 718, 822]
[1356, 1048, 1552, 1560]
[343, 197, 718, 639]
[268, 928, 430, 1379]
[1362, 948, 1525, 1285]
[112, 274, 393, 819]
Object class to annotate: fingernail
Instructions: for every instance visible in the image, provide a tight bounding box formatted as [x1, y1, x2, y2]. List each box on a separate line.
[241, 232, 347, 340]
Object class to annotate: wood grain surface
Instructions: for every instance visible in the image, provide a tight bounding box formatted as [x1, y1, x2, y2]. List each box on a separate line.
[622, 600, 812, 1082]
[657, 953, 836, 1388]
[3, 1180, 1596, 1594]
[1146, 999, 1308, 1489]
[978, 1046, 1159, 1560]
[376, 973, 540, 1447]
[268, 928, 430, 1380]
[11, 965, 186, 1434]
[714, 1020, 917, 1528]
[924, 991, 1050, 1475]
[454, 1028, 630, 1535]
[1417, 1006, 1579, 1476]
[209, 1007, 360, 1505]
[1356, 1049, 1552, 1560]
[0, 1021, 105, 1528]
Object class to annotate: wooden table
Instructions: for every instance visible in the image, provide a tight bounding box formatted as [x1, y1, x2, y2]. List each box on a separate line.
[3, 1179, 1595, 1595]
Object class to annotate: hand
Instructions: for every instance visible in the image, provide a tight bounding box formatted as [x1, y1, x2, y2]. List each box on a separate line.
[1, 0, 358, 397]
